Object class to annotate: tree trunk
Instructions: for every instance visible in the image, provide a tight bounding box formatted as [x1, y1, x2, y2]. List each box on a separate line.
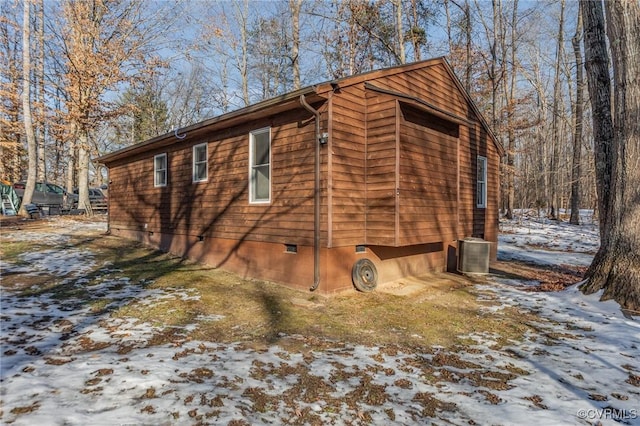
[569, 11, 584, 225]
[239, 0, 249, 106]
[19, 0, 38, 216]
[394, 0, 405, 64]
[580, 0, 614, 239]
[464, 0, 471, 93]
[77, 131, 92, 216]
[411, 0, 421, 61]
[502, 0, 518, 220]
[36, 0, 45, 181]
[581, 0, 640, 312]
[549, 0, 565, 220]
[66, 144, 75, 196]
[289, 0, 301, 90]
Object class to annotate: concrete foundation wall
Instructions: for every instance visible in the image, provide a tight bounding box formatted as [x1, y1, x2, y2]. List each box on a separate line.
[111, 227, 450, 294]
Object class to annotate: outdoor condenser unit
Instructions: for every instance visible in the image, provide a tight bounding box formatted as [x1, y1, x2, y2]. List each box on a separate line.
[457, 237, 491, 274]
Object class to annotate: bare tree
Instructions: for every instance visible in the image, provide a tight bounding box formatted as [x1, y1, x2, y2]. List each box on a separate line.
[408, 0, 426, 61]
[502, 0, 519, 219]
[290, 0, 301, 90]
[200, 0, 251, 106]
[394, 0, 406, 63]
[36, 0, 45, 181]
[569, 10, 584, 225]
[19, 0, 37, 215]
[236, 0, 250, 105]
[474, 0, 504, 130]
[445, 0, 473, 92]
[548, 0, 566, 220]
[580, 0, 640, 311]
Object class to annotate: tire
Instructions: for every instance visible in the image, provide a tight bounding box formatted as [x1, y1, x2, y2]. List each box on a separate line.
[352, 259, 378, 292]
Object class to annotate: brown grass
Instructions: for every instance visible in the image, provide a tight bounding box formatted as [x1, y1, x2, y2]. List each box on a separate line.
[1, 217, 539, 352]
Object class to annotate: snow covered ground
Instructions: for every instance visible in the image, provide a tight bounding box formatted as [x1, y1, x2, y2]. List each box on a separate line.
[498, 210, 600, 267]
[1, 215, 638, 425]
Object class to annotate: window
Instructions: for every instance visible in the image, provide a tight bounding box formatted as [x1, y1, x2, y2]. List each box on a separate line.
[193, 143, 208, 182]
[154, 153, 167, 187]
[477, 155, 487, 208]
[46, 183, 64, 194]
[249, 128, 271, 203]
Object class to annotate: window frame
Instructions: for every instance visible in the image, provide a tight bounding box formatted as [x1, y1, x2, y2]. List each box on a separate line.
[192, 143, 208, 183]
[154, 153, 168, 187]
[476, 155, 488, 209]
[249, 127, 271, 204]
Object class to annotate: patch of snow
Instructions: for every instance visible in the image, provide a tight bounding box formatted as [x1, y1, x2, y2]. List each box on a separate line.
[3, 215, 639, 425]
[1, 231, 71, 245]
[498, 214, 599, 267]
[19, 249, 96, 276]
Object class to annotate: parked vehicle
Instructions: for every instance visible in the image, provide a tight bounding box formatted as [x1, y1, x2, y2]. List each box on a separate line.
[73, 187, 108, 212]
[13, 181, 77, 211]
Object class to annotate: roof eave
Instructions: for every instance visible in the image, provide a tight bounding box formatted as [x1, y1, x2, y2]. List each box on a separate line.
[97, 86, 322, 165]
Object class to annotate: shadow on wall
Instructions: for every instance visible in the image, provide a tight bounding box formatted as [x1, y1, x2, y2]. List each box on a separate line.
[367, 242, 445, 282]
[115, 106, 321, 285]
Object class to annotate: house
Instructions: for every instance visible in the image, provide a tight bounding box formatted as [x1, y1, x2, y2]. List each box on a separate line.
[97, 57, 502, 294]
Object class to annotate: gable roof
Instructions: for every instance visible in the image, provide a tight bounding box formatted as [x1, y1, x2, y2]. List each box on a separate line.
[98, 56, 502, 165]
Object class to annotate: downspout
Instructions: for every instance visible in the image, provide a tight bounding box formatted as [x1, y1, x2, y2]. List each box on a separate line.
[300, 94, 321, 291]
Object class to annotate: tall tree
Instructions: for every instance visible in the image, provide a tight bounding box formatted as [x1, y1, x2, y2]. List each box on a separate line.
[407, 0, 427, 62]
[393, 0, 406, 63]
[35, 0, 45, 181]
[548, 0, 566, 220]
[580, 0, 640, 311]
[569, 10, 584, 225]
[249, 14, 291, 99]
[0, 3, 23, 183]
[501, 0, 519, 219]
[56, 0, 165, 215]
[120, 82, 169, 144]
[445, 0, 472, 92]
[289, 0, 301, 90]
[200, 0, 251, 106]
[320, 0, 399, 78]
[19, 0, 37, 215]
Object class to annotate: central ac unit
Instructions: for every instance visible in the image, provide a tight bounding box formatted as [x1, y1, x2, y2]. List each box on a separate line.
[458, 237, 491, 274]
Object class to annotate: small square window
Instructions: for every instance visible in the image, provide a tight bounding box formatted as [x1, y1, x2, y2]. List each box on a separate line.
[193, 143, 208, 182]
[154, 153, 167, 187]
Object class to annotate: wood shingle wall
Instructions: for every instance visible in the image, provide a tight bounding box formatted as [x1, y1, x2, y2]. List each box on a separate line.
[101, 57, 502, 292]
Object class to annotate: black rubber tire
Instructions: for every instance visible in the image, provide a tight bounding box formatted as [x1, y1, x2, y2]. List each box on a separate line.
[352, 259, 378, 292]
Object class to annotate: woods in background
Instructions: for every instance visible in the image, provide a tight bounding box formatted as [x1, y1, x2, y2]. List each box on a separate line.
[1, 0, 638, 309]
[0, 0, 595, 220]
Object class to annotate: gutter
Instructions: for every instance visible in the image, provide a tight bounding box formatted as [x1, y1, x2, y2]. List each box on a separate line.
[97, 87, 318, 165]
[299, 94, 321, 292]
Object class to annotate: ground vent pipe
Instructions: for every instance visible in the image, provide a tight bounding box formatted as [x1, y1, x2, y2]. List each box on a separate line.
[300, 94, 321, 291]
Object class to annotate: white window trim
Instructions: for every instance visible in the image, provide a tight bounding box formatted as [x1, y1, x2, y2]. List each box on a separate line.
[154, 153, 167, 187]
[477, 155, 487, 209]
[249, 127, 271, 204]
[192, 143, 208, 183]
